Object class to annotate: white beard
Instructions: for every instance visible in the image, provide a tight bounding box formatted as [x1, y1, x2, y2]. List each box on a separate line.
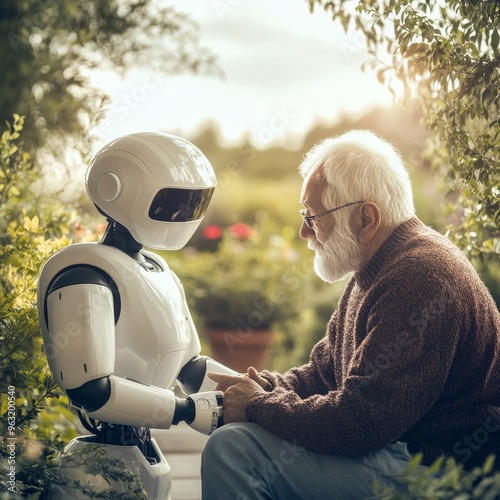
[309, 224, 364, 283]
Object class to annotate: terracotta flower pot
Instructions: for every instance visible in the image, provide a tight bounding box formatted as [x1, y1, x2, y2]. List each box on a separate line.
[205, 327, 276, 373]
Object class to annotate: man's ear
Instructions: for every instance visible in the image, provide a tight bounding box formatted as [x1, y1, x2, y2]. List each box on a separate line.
[358, 202, 381, 243]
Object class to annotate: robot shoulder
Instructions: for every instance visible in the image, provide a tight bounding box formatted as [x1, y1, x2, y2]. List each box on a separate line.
[47, 265, 121, 324]
[38, 243, 122, 307]
[38, 244, 123, 330]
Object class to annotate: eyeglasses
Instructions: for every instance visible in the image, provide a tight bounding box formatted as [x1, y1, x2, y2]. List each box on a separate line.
[300, 201, 364, 230]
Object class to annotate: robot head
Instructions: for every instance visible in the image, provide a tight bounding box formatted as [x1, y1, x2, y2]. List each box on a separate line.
[86, 132, 216, 250]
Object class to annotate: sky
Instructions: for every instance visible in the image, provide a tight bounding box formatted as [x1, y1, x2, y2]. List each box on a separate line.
[89, 0, 394, 152]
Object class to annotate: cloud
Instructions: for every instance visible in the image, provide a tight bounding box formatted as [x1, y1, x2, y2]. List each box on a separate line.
[191, 1, 371, 98]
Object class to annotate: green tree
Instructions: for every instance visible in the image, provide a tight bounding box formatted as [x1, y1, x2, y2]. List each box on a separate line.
[308, 0, 500, 260]
[0, 0, 216, 151]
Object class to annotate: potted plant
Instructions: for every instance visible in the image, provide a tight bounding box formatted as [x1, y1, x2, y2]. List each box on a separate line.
[170, 221, 302, 372]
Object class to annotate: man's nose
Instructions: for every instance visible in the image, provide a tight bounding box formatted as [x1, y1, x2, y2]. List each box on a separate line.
[299, 220, 315, 240]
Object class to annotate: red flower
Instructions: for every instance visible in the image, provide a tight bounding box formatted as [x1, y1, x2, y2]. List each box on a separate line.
[204, 225, 223, 240]
[74, 222, 85, 236]
[229, 223, 254, 240]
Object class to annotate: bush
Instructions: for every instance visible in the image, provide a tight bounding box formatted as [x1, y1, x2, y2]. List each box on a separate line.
[375, 454, 500, 499]
[0, 116, 81, 497]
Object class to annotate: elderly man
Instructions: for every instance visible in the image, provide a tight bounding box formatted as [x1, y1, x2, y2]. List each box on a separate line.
[202, 130, 500, 499]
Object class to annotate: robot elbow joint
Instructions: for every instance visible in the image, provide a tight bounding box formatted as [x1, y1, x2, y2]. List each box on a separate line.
[66, 377, 111, 412]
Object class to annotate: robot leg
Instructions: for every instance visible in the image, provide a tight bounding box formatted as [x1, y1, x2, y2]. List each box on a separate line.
[50, 435, 171, 499]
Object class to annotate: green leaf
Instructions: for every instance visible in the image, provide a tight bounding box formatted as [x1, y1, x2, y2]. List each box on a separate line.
[427, 455, 446, 475]
[0, 393, 8, 415]
[405, 42, 427, 57]
[492, 29, 499, 51]
[466, 41, 481, 58]
[483, 454, 496, 474]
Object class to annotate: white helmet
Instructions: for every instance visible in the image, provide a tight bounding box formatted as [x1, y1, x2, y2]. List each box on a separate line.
[86, 132, 216, 250]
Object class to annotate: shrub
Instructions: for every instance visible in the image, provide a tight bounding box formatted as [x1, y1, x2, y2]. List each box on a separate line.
[0, 116, 80, 497]
[374, 453, 500, 499]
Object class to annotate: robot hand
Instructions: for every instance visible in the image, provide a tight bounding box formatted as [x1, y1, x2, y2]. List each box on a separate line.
[174, 391, 224, 435]
[187, 391, 223, 435]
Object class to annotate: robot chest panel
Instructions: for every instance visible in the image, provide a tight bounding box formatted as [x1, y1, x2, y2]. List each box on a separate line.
[113, 263, 191, 386]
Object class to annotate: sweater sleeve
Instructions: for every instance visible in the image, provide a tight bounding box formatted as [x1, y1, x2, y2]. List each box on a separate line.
[246, 258, 465, 456]
[259, 335, 336, 399]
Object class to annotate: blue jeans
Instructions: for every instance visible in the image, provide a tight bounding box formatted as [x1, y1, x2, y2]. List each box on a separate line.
[201, 422, 415, 500]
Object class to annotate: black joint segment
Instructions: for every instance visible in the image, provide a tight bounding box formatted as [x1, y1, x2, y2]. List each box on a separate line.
[67, 377, 111, 412]
[173, 397, 195, 425]
[101, 220, 142, 255]
[216, 394, 224, 427]
[49, 266, 110, 292]
[178, 356, 208, 393]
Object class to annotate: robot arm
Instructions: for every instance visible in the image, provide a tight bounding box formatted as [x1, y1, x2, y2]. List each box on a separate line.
[175, 356, 238, 433]
[43, 266, 222, 434]
[178, 355, 238, 394]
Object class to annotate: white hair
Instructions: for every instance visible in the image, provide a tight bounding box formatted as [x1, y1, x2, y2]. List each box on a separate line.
[299, 129, 415, 228]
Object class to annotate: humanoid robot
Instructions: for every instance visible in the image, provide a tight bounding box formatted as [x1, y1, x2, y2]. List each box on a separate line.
[37, 132, 237, 499]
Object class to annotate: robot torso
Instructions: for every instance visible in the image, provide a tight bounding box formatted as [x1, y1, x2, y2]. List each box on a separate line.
[37, 242, 199, 391]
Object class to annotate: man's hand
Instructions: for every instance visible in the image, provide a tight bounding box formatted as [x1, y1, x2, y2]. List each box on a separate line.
[246, 366, 272, 390]
[208, 371, 267, 424]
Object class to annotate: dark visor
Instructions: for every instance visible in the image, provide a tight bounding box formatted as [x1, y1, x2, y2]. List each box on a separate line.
[148, 187, 214, 222]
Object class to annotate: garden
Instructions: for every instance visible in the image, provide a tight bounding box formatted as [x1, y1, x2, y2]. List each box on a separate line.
[2, 109, 499, 498]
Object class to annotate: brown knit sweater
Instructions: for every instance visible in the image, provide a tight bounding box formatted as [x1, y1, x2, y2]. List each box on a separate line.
[246, 217, 500, 469]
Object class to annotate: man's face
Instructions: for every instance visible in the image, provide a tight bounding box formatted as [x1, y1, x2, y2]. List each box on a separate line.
[300, 166, 364, 283]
